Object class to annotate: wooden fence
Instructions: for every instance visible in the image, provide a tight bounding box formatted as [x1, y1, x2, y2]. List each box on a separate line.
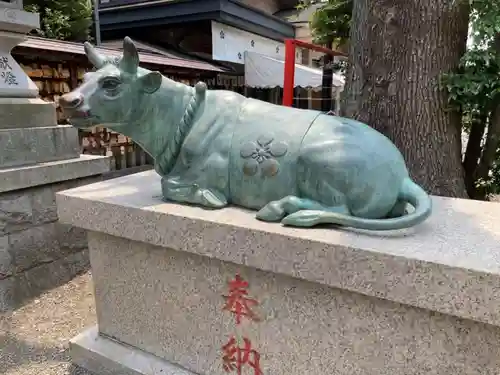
[78, 126, 154, 171]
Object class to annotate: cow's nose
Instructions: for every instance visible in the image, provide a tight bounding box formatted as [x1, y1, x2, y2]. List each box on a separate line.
[60, 93, 83, 109]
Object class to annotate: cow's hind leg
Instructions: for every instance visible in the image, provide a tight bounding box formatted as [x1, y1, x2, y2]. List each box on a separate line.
[256, 195, 350, 223]
[273, 155, 355, 227]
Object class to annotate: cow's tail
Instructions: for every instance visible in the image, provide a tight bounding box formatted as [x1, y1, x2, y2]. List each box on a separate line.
[282, 178, 432, 231]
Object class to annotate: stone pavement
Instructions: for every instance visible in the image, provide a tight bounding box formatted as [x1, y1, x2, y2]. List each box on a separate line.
[0, 272, 95, 375]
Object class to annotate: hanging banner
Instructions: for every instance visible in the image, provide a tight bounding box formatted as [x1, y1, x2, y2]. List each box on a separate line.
[211, 21, 302, 64]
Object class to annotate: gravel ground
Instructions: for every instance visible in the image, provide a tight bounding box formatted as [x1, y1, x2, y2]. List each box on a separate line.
[0, 272, 96, 375]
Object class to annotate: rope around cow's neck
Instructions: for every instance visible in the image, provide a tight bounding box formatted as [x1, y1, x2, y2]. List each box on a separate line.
[154, 81, 207, 176]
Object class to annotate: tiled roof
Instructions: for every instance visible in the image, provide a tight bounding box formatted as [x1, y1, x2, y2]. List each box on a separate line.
[17, 36, 228, 73]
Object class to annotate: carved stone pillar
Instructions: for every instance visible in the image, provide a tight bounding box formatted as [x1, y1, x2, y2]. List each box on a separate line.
[0, 0, 39, 97]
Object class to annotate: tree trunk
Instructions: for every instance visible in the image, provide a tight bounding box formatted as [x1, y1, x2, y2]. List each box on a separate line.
[463, 114, 487, 199]
[341, 0, 469, 197]
[472, 33, 500, 199]
[475, 96, 500, 188]
[321, 37, 335, 112]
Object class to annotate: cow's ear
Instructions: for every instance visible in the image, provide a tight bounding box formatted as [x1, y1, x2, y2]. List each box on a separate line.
[138, 71, 162, 94]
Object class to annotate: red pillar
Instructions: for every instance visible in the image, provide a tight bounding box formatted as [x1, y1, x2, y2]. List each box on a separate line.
[282, 39, 296, 107]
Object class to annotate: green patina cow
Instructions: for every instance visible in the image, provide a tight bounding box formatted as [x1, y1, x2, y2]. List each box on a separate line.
[60, 37, 432, 231]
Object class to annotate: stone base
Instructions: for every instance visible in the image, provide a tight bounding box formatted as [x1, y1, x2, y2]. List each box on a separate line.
[0, 125, 80, 168]
[0, 154, 110, 311]
[0, 154, 110, 193]
[0, 250, 89, 311]
[56, 171, 500, 375]
[71, 326, 194, 375]
[0, 98, 56, 128]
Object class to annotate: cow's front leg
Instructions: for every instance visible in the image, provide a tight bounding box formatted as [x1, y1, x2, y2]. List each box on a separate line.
[161, 176, 228, 208]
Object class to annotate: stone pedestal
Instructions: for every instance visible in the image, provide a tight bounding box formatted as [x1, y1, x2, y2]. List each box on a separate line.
[0, 2, 111, 311]
[0, 4, 41, 98]
[0, 98, 57, 128]
[56, 170, 500, 375]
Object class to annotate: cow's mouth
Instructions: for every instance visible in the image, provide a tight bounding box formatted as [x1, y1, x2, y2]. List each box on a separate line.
[64, 108, 99, 128]
[71, 109, 92, 119]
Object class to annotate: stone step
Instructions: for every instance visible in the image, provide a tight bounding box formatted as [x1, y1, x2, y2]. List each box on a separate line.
[0, 154, 111, 193]
[0, 98, 57, 128]
[0, 125, 80, 168]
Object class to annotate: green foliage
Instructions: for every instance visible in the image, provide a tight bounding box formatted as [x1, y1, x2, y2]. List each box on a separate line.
[443, 49, 500, 115]
[24, 0, 93, 41]
[468, 1, 500, 47]
[444, 0, 500, 197]
[297, 0, 352, 45]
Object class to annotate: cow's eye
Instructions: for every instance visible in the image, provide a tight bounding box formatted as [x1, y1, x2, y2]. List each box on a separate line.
[101, 78, 120, 91]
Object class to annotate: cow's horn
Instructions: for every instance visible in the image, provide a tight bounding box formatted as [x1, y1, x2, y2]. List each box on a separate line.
[84, 41, 106, 69]
[120, 36, 139, 75]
